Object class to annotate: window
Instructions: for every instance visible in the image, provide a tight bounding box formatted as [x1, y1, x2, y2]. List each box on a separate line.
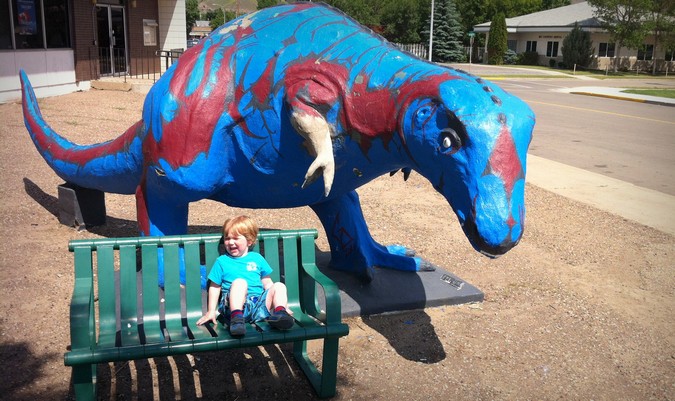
[0, 1, 11, 49]
[1, 0, 70, 50]
[666, 48, 674, 62]
[598, 42, 615, 57]
[546, 41, 559, 57]
[507, 39, 517, 52]
[44, 0, 70, 48]
[526, 41, 537, 53]
[637, 44, 654, 61]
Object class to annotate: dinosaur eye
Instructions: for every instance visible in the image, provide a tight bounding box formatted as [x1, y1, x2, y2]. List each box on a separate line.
[440, 128, 462, 155]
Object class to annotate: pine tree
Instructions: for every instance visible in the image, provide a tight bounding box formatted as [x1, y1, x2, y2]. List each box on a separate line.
[487, 12, 507, 65]
[561, 22, 594, 68]
[423, 0, 465, 63]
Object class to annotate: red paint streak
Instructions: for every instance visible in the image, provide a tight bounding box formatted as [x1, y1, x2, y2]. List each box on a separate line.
[488, 125, 522, 197]
[285, 58, 461, 153]
[143, 27, 254, 170]
[23, 91, 143, 166]
[135, 182, 150, 235]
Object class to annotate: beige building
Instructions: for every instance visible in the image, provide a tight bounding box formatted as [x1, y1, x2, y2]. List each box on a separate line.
[473, 1, 674, 72]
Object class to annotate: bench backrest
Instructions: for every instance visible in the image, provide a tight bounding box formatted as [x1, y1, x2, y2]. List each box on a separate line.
[68, 229, 319, 346]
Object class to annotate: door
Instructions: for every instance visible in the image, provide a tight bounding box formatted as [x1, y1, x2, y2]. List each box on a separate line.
[97, 5, 127, 76]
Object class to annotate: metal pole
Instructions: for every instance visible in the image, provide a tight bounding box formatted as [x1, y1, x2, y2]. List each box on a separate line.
[428, 0, 434, 62]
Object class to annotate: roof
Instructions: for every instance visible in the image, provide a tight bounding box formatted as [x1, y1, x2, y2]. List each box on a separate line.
[474, 1, 602, 33]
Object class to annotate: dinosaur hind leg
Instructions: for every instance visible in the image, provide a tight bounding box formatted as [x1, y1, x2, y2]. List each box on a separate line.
[136, 180, 206, 288]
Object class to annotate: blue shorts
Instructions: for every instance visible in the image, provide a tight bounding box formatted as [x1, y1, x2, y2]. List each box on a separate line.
[219, 289, 271, 323]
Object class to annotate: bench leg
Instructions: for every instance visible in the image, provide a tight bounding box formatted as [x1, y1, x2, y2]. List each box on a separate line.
[71, 364, 96, 401]
[293, 337, 340, 398]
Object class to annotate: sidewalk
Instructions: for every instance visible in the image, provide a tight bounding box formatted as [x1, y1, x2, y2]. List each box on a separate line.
[527, 155, 675, 236]
[560, 86, 675, 106]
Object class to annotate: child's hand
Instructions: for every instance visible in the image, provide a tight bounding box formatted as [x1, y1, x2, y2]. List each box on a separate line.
[197, 310, 218, 326]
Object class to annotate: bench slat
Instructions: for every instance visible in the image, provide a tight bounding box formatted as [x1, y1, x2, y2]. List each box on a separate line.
[119, 245, 140, 346]
[141, 244, 164, 344]
[260, 236, 280, 282]
[184, 241, 212, 340]
[163, 244, 188, 341]
[282, 235, 301, 313]
[96, 245, 117, 347]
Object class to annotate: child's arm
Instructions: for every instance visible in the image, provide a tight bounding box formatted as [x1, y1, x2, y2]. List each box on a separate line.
[197, 282, 222, 325]
[261, 276, 274, 291]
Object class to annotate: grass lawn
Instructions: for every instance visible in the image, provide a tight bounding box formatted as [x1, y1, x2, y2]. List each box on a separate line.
[621, 89, 675, 99]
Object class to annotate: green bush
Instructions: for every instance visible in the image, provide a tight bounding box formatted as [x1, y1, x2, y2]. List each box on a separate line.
[549, 58, 556, 68]
[504, 49, 518, 65]
[518, 51, 539, 65]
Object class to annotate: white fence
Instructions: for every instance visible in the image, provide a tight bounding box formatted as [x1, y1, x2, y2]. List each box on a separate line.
[394, 43, 428, 60]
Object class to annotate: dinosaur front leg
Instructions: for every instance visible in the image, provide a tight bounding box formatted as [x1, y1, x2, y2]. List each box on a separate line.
[310, 191, 435, 282]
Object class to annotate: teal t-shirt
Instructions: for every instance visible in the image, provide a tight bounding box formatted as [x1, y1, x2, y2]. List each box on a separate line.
[207, 251, 273, 297]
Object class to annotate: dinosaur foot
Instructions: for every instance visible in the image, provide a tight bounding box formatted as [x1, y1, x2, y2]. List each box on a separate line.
[386, 244, 437, 272]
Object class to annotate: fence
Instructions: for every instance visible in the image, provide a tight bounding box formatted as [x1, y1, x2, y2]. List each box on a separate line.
[90, 47, 185, 82]
[394, 43, 428, 60]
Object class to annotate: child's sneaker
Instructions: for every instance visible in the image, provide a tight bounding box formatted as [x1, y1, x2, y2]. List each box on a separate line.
[229, 315, 246, 336]
[266, 309, 294, 330]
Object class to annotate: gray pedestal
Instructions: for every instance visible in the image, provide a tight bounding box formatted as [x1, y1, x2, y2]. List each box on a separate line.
[57, 183, 106, 229]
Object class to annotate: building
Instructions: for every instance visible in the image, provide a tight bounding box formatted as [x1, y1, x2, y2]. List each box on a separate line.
[189, 20, 212, 40]
[473, 1, 675, 72]
[0, 0, 188, 103]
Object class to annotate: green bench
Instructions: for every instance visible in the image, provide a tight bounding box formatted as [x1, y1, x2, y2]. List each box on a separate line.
[64, 229, 349, 399]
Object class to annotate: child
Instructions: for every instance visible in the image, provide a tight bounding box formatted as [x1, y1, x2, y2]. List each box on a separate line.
[196, 215, 294, 336]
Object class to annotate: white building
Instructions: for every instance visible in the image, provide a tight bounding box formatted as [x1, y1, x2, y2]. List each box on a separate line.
[473, 1, 674, 72]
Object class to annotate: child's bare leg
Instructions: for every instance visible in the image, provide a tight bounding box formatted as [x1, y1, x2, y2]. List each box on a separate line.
[266, 282, 294, 330]
[228, 278, 248, 311]
[228, 278, 248, 336]
[265, 282, 289, 311]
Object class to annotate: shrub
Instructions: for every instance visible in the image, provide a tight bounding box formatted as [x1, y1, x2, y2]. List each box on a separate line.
[561, 22, 593, 69]
[504, 49, 518, 65]
[518, 51, 539, 65]
[549, 58, 556, 68]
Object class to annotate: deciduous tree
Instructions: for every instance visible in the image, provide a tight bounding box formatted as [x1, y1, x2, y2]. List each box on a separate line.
[588, 0, 651, 71]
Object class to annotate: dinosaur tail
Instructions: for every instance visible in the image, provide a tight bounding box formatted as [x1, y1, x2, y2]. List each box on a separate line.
[21, 70, 144, 194]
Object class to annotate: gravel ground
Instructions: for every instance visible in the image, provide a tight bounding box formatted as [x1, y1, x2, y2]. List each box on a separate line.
[0, 88, 673, 400]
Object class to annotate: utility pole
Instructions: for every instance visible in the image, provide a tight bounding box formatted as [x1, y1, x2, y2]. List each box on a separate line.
[428, 0, 434, 62]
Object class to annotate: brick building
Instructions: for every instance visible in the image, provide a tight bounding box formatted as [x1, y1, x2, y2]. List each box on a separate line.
[1, 0, 188, 103]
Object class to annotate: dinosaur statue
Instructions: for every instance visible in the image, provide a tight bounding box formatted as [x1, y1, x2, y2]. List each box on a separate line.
[21, 2, 535, 284]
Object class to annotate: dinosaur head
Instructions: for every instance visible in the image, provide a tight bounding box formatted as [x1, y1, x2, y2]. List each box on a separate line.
[402, 74, 535, 257]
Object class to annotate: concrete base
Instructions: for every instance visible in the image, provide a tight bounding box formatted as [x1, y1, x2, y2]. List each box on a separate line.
[57, 183, 106, 229]
[316, 254, 483, 317]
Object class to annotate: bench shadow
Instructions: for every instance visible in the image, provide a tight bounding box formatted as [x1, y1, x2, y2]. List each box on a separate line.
[96, 344, 324, 400]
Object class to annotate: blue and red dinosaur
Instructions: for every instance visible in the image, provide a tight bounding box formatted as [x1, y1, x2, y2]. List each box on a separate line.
[21, 3, 535, 283]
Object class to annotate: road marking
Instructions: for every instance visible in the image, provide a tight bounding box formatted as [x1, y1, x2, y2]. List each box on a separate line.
[524, 100, 675, 125]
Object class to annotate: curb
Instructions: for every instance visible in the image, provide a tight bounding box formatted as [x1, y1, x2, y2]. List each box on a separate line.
[570, 91, 675, 107]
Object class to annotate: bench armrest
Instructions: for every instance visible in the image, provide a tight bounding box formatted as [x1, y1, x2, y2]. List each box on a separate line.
[68, 277, 95, 356]
[300, 261, 342, 325]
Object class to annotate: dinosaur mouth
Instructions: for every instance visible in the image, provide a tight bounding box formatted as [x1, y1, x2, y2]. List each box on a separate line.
[463, 219, 517, 258]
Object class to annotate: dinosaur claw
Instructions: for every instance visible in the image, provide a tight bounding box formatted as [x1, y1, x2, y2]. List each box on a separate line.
[402, 168, 411, 181]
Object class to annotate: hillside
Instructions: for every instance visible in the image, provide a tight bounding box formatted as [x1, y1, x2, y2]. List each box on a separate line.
[200, 0, 258, 13]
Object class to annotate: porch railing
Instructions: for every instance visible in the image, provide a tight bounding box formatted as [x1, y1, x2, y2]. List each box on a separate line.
[90, 47, 185, 82]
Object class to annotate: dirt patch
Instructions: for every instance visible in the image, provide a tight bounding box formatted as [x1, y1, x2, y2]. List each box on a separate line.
[0, 89, 673, 400]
